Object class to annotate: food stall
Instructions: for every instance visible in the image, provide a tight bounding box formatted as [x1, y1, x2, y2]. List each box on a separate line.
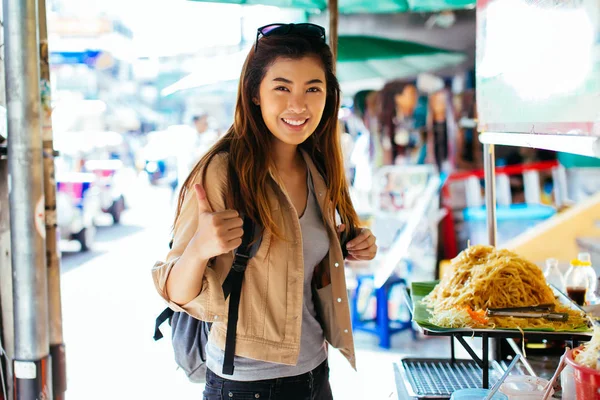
[395, 0, 600, 398]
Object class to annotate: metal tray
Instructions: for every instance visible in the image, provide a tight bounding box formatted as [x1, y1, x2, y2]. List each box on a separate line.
[397, 357, 505, 399]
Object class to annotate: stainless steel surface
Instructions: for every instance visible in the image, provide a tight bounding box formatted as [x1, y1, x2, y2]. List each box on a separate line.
[398, 358, 505, 399]
[486, 311, 568, 321]
[479, 132, 600, 158]
[476, 0, 600, 138]
[483, 143, 497, 246]
[4, 0, 50, 360]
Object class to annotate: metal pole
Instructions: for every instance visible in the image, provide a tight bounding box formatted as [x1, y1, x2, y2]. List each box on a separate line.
[483, 143, 497, 246]
[38, 0, 66, 398]
[0, 6, 16, 399]
[483, 142, 500, 363]
[328, 0, 338, 73]
[4, 0, 52, 398]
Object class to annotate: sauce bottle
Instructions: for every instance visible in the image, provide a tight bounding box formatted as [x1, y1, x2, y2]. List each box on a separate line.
[565, 254, 597, 306]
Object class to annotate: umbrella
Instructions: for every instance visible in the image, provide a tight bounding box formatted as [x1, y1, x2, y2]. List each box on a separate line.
[188, 0, 474, 13]
[336, 35, 465, 93]
[188, 0, 475, 64]
[161, 35, 465, 96]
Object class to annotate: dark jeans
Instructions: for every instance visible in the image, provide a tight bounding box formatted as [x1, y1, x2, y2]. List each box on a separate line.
[203, 359, 333, 400]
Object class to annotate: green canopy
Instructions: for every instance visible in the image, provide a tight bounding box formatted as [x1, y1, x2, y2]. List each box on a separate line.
[188, 0, 474, 13]
[336, 36, 465, 89]
[162, 35, 465, 96]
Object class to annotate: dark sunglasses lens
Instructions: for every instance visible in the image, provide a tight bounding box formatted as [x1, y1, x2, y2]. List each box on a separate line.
[261, 24, 286, 36]
[301, 25, 325, 39]
[257, 24, 325, 44]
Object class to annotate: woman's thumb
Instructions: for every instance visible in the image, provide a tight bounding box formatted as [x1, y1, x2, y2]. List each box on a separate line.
[194, 184, 209, 213]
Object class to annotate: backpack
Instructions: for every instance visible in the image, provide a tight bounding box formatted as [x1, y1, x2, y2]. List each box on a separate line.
[153, 215, 260, 382]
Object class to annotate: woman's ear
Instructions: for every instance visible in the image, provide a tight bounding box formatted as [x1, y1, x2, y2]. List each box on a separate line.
[253, 98, 260, 106]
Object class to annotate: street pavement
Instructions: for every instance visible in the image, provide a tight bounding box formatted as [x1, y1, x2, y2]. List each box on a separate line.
[59, 174, 454, 400]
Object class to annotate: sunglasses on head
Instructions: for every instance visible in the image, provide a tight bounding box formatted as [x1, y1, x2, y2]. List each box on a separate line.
[255, 23, 326, 52]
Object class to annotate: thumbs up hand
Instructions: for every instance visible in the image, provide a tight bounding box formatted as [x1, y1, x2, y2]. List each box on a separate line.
[190, 183, 244, 260]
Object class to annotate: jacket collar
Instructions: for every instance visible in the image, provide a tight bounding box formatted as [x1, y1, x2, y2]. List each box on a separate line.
[300, 149, 333, 222]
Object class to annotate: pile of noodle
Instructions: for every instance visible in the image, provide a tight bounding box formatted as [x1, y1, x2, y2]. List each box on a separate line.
[423, 245, 587, 330]
[574, 325, 600, 369]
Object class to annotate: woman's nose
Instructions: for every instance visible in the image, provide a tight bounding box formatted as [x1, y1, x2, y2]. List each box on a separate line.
[287, 93, 307, 113]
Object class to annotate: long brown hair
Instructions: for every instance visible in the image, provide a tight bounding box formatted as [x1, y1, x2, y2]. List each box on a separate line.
[174, 32, 359, 239]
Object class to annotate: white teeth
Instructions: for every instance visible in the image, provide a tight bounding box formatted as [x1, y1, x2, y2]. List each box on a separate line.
[283, 118, 307, 126]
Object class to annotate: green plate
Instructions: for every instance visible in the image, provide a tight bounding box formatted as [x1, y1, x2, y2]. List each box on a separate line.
[411, 281, 591, 333]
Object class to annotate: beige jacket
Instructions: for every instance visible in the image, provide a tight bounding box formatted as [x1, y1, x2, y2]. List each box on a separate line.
[152, 150, 356, 369]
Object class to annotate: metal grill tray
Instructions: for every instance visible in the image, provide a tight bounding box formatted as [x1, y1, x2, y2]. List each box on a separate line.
[397, 357, 505, 399]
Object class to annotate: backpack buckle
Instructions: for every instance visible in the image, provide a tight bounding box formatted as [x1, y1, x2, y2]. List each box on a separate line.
[232, 253, 249, 272]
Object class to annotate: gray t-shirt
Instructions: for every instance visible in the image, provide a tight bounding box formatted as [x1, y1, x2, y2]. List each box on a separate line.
[205, 173, 330, 381]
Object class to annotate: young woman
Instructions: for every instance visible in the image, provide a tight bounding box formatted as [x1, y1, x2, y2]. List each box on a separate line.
[152, 23, 378, 400]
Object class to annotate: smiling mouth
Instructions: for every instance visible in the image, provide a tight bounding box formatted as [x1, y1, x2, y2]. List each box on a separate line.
[282, 118, 309, 127]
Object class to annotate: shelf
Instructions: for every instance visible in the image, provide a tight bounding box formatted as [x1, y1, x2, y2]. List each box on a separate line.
[479, 132, 600, 158]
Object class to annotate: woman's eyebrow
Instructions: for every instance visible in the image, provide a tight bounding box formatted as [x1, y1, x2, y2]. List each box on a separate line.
[272, 77, 324, 85]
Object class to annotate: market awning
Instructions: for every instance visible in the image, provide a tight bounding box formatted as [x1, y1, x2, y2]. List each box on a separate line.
[187, 0, 474, 13]
[336, 35, 465, 92]
[161, 35, 465, 96]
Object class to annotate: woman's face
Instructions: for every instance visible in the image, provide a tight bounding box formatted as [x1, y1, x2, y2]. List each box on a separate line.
[257, 56, 327, 148]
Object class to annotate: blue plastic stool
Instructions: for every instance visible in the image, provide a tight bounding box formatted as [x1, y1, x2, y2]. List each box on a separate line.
[350, 272, 417, 349]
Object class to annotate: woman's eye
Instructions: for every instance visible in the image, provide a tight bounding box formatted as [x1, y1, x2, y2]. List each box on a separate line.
[307, 87, 321, 93]
[275, 86, 289, 92]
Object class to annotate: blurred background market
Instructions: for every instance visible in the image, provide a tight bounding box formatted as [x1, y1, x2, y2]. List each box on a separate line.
[0, 0, 599, 398]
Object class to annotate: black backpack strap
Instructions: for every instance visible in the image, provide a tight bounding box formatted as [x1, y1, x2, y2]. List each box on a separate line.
[154, 307, 175, 341]
[221, 215, 255, 375]
[222, 216, 259, 298]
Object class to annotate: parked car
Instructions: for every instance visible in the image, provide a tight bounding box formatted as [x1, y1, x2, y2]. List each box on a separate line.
[56, 172, 101, 252]
[55, 130, 130, 225]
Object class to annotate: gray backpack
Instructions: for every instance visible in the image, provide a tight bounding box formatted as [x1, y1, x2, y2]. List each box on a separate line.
[153, 215, 260, 382]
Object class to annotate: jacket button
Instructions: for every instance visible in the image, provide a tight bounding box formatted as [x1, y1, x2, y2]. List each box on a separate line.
[334, 263, 339, 268]
[337, 298, 342, 303]
[255, 394, 261, 399]
[228, 392, 233, 397]
[344, 329, 349, 333]
[214, 315, 219, 320]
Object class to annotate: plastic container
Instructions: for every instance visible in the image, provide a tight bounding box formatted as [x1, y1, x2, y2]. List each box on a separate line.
[450, 388, 508, 400]
[544, 258, 566, 292]
[561, 364, 577, 400]
[565, 347, 600, 400]
[498, 376, 553, 399]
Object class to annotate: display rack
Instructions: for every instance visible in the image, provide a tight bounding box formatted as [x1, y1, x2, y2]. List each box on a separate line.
[421, 328, 590, 388]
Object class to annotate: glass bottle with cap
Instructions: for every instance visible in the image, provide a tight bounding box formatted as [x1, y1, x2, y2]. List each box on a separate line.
[543, 257, 565, 292]
[564, 253, 597, 306]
